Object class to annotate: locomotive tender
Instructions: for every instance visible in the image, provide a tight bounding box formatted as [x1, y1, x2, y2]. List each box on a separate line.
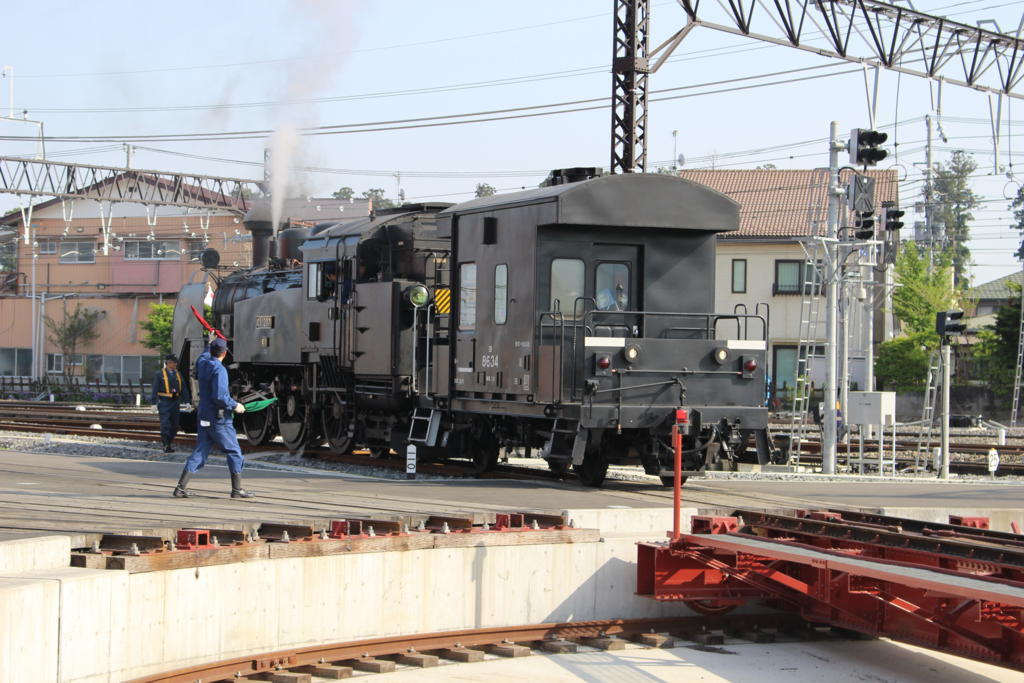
[173, 170, 776, 486]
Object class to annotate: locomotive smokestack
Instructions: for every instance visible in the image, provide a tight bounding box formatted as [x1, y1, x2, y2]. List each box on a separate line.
[242, 200, 274, 269]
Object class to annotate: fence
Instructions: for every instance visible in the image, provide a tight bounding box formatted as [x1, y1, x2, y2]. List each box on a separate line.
[0, 375, 152, 404]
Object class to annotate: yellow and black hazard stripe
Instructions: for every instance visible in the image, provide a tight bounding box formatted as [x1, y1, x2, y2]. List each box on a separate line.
[434, 287, 451, 314]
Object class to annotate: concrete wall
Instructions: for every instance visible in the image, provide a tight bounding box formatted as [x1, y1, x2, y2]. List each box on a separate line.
[895, 386, 1012, 422]
[0, 508, 689, 683]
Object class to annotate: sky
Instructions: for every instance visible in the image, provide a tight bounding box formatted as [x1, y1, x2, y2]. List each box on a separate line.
[2, 0, 1024, 286]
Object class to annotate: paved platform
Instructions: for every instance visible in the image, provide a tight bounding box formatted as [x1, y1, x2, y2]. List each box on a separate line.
[384, 638, 1016, 683]
[0, 450, 1023, 543]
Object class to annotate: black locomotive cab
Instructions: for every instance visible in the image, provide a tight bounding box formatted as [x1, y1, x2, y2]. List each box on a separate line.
[438, 172, 774, 485]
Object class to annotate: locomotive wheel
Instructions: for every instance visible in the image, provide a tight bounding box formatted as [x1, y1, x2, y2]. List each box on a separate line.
[547, 460, 570, 476]
[659, 475, 688, 487]
[242, 407, 277, 446]
[470, 441, 499, 475]
[574, 448, 608, 487]
[321, 395, 354, 454]
[278, 393, 311, 454]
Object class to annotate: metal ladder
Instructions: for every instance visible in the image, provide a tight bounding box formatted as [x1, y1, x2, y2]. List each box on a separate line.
[915, 351, 941, 469]
[787, 240, 826, 464]
[407, 407, 441, 447]
[1012, 277, 1024, 427]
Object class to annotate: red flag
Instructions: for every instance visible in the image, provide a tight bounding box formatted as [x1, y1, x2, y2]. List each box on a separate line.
[190, 305, 227, 341]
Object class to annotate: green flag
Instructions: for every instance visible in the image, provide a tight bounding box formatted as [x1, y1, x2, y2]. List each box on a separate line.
[242, 398, 278, 413]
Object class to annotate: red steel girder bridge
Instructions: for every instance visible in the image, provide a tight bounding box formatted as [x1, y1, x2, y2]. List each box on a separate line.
[638, 509, 1024, 672]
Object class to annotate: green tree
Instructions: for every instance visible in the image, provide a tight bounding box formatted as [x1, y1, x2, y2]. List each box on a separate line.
[1009, 186, 1024, 260]
[332, 186, 354, 200]
[139, 302, 175, 357]
[362, 188, 396, 210]
[931, 150, 979, 287]
[892, 241, 955, 336]
[755, 163, 778, 170]
[45, 304, 104, 378]
[875, 332, 938, 391]
[474, 183, 496, 198]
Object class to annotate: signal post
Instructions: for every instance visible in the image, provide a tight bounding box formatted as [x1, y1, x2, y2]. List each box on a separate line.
[936, 310, 965, 479]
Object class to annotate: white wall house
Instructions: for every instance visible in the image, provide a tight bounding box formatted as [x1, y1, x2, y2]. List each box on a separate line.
[679, 168, 900, 407]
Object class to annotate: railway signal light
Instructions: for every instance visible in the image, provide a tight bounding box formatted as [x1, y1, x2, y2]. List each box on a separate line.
[850, 128, 888, 167]
[935, 310, 966, 338]
[884, 207, 905, 231]
[853, 210, 875, 239]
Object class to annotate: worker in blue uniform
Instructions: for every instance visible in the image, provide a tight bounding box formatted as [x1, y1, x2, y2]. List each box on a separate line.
[151, 354, 190, 453]
[172, 337, 255, 499]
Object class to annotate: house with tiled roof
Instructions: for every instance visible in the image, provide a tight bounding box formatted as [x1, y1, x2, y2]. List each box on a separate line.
[0, 174, 371, 382]
[678, 168, 900, 404]
[963, 270, 1023, 330]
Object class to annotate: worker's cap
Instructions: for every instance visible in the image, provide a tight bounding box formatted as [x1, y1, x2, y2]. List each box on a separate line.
[210, 338, 228, 355]
[164, 354, 178, 362]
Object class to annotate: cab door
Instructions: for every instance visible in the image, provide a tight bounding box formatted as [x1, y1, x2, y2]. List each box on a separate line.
[591, 244, 641, 337]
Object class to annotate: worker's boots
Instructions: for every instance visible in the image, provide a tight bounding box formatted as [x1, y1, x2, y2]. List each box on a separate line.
[163, 440, 174, 454]
[230, 472, 255, 499]
[172, 468, 192, 498]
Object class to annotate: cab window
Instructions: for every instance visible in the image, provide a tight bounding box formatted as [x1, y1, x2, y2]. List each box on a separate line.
[458, 262, 477, 332]
[307, 263, 321, 299]
[595, 262, 629, 311]
[494, 264, 508, 325]
[550, 258, 584, 318]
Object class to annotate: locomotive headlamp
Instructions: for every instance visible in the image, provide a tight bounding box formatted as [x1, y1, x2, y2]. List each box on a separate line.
[712, 347, 730, 365]
[405, 284, 430, 307]
[623, 344, 640, 363]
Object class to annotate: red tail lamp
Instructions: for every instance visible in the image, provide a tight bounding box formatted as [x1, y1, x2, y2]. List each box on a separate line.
[597, 356, 612, 370]
[744, 358, 758, 372]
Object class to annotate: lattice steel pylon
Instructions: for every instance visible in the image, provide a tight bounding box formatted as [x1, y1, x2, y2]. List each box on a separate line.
[610, 0, 650, 174]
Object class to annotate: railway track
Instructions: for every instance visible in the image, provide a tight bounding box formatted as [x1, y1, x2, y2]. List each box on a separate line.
[2, 401, 1022, 478]
[131, 614, 827, 682]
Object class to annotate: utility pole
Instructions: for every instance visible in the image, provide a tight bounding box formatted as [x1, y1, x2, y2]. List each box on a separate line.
[1, 66, 12, 118]
[124, 144, 134, 169]
[925, 115, 934, 270]
[823, 121, 842, 474]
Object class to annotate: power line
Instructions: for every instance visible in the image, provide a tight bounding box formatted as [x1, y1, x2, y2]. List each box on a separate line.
[0, 63, 864, 144]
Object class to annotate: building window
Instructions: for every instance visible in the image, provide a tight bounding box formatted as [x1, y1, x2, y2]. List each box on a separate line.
[0, 348, 32, 376]
[59, 240, 95, 264]
[187, 239, 206, 262]
[550, 258, 585, 318]
[595, 262, 630, 311]
[37, 239, 57, 254]
[774, 260, 821, 295]
[732, 259, 747, 293]
[46, 353, 64, 374]
[458, 262, 477, 332]
[494, 264, 508, 325]
[124, 239, 180, 260]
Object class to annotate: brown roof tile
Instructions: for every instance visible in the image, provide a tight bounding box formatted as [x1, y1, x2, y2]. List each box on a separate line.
[677, 168, 899, 238]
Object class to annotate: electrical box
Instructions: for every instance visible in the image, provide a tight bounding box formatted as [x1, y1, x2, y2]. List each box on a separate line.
[847, 391, 896, 426]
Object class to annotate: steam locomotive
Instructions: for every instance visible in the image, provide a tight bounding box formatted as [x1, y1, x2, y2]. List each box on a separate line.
[173, 169, 777, 486]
